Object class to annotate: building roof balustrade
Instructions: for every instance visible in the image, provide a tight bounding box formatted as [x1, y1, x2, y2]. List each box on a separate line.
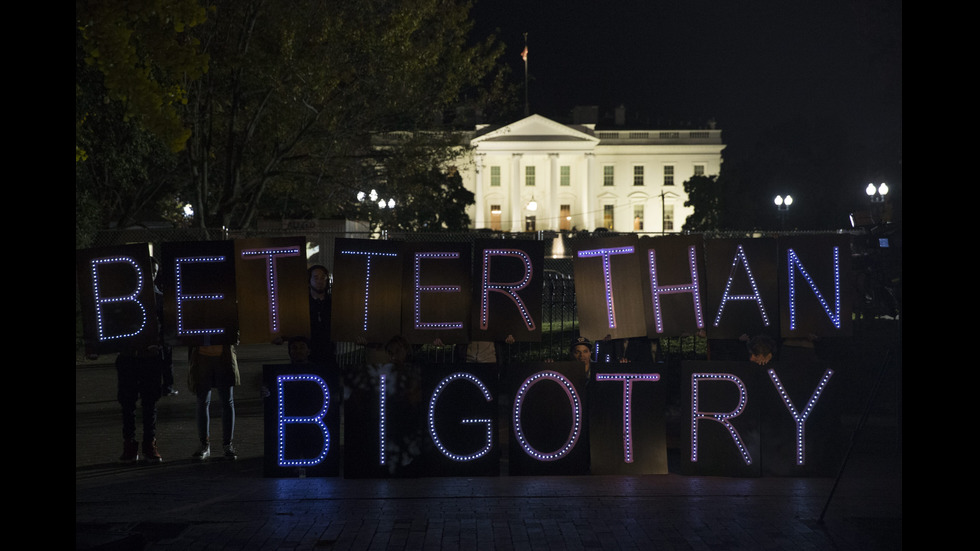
[594, 129, 722, 145]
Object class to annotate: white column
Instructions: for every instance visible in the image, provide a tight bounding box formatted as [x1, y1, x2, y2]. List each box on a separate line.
[474, 153, 485, 229]
[549, 153, 560, 231]
[510, 153, 523, 233]
[584, 152, 595, 231]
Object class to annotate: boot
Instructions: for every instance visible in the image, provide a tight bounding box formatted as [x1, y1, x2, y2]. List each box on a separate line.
[223, 442, 238, 460]
[192, 440, 211, 461]
[142, 439, 163, 463]
[119, 440, 139, 463]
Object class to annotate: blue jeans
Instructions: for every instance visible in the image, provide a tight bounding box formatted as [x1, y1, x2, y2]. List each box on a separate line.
[196, 386, 235, 446]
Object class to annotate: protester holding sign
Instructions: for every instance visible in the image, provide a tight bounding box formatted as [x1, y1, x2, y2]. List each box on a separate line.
[113, 255, 170, 464]
[308, 265, 337, 369]
[748, 335, 777, 366]
[570, 336, 593, 377]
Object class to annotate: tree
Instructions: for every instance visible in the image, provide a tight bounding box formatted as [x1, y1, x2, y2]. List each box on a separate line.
[76, 0, 209, 154]
[76, 0, 210, 246]
[682, 174, 723, 232]
[180, 0, 502, 232]
[682, 158, 760, 232]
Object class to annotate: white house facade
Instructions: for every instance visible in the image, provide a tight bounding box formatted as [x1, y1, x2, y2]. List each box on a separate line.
[456, 114, 725, 233]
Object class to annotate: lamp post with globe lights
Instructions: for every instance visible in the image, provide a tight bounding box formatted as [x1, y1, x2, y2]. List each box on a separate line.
[865, 182, 889, 224]
[356, 189, 396, 235]
[774, 194, 793, 230]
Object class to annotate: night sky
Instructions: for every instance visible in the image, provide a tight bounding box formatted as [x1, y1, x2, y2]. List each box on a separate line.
[470, 0, 902, 218]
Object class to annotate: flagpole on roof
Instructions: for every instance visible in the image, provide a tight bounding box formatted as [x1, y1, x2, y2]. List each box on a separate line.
[522, 32, 529, 117]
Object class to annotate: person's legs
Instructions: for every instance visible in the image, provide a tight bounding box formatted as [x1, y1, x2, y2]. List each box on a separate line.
[116, 356, 140, 462]
[217, 386, 237, 459]
[137, 362, 162, 442]
[118, 398, 139, 462]
[140, 396, 162, 462]
[193, 388, 212, 459]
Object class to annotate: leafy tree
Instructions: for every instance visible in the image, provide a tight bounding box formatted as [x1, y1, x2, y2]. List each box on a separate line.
[181, 0, 502, 233]
[76, 0, 209, 245]
[682, 157, 760, 232]
[76, 48, 187, 240]
[682, 174, 723, 231]
[76, 0, 209, 154]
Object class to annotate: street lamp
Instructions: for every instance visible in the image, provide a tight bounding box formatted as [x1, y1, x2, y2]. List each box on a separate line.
[358, 189, 395, 208]
[357, 189, 396, 235]
[774, 194, 792, 230]
[866, 182, 888, 203]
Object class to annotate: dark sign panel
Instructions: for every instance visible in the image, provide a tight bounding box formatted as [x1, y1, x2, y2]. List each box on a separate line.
[75, 243, 158, 354]
[159, 241, 239, 346]
[331, 238, 403, 344]
[679, 361, 762, 477]
[262, 363, 341, 478]
[779, 234, 853, 338]
[758, 362, 845, 476]
[572, 235, 646, 341]
[420, 364, 500, 477]
[589, 364, 668, 475]
[470, 239, 544, 342]
[401, 242, 472, 345]
[638, 235, 708, 338]
[342, 359, 427, 478]
[507, 362, 590, 475]
[234, 237, 310, 345]
[703, 238, 779, 339]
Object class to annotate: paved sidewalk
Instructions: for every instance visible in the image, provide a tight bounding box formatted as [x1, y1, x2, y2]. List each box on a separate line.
[77, 344, 902, 550]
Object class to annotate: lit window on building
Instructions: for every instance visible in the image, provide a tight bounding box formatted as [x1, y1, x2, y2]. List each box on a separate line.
[560, 204, 572, 230]
[664, 205, 674, 230]
[604, 205, 614, 230]
[490, 204, 501, 231]
[490, 166, 501, 186]
[525, 215, 536, 231]
[634, 205, 644, 231]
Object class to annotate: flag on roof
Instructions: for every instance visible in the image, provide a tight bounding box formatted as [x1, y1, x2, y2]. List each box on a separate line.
[521, 46, 528, 62]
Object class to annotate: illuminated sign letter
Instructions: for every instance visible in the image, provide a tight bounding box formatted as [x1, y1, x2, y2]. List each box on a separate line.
[339, 249, 399, 331]
[174, 255, 228, 336]
[480, 249, 536, 331]
[712, 244, 770, 328]
[595, 373, 661, 463]
[512, 371, 582, 461]
[379, 373, 387, 465]
[413, 251, 463, 330]
[428, 372, 494, 461]
[89, 256, 148, 342]
[787, 247, 841, 330]
[277, 374, 330, 467]
[767, 368, 835, 465]
[690, 373, 752, 465]
[648, 246, 705, 334]
[241, 246, 301, 334]
[576, 246, 634, 329]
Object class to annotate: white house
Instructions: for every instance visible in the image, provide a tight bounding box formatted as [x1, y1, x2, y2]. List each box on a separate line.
[457, 114, 725, 233]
